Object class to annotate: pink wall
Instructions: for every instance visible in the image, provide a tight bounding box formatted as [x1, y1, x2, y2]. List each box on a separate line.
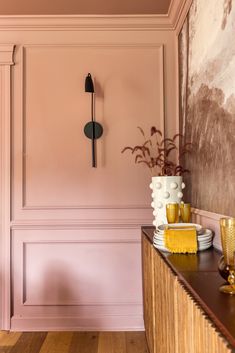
[19, 45, 164, 210]
[0, 19, 179, 330]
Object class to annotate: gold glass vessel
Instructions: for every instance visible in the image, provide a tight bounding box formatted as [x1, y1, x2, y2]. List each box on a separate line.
[180, 203, 191, 223]
[218, 255, 230, 281]
[219, 218, 235, 294]
[166, 203, 179, 224]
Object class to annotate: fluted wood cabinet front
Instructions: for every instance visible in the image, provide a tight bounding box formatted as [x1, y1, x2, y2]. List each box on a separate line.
[142, 231, 233, 353]
[174, 280, 232, 353]
[142, 234, 155, 353]
[153, 246, 177, 353]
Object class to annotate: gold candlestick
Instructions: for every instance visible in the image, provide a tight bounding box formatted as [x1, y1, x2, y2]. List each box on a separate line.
[219, 218, 235, 294]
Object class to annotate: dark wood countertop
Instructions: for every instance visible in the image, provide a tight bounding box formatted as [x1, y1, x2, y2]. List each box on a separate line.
[142, 226, 235, 350]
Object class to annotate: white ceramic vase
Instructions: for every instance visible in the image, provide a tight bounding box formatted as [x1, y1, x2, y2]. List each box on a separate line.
[150, 176, 185, 228]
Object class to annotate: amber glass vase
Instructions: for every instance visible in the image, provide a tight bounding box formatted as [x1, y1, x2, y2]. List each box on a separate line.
[219, 218, 235, 294]
[166, 203, 179, 224]
[180, 203, 191, 223]
[218, 255, 230, 281]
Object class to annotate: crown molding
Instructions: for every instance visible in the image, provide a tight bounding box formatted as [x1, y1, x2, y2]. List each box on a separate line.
[168, 0, 193, 34]
[0, 1, 191, 32]
[0, 44, 15, 65]
[0, 0, 192, 33]
[0, 0, 192, 32]
[0, 14, 174, 31]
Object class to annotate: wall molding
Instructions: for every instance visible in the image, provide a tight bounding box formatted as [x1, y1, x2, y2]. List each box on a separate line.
[12, 229, 144, 329]
[168, 0, 193, 34]
[21, 239, 141, 306]
[192, 208, 227, 221]
[0, 1, 188, 32]
[22, 204, 151, 210]
[0, 14, 173, 31]
[0, 44, 15, 64]
[175, 0, 193, 36]
[0, 45, 15, 330]
[19, 43, 164, 211]
[10, 218, 152, 230]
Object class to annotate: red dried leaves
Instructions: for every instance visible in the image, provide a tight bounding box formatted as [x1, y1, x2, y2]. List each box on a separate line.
[122, 126, 193, 176]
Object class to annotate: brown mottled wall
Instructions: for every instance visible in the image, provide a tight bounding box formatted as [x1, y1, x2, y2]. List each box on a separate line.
[179, 0, 235, 216]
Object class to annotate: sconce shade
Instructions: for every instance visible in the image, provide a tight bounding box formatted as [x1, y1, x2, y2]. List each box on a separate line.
[85, 73, 94, 93]
[84, 72, 102, 168]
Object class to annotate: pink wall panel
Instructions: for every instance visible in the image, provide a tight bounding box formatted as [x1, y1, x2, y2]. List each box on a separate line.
[0, 21, 179, 330]
[12, 228, 143, 331]
[20, 45, 164, 209]
[9, 42, 165, 331]
[24, 242, 141, 306]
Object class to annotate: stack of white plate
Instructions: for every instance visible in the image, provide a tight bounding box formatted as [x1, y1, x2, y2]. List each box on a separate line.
[153, 223, 213, 252]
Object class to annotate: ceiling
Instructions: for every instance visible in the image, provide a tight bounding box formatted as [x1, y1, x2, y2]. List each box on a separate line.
[0, 0, 172, 15]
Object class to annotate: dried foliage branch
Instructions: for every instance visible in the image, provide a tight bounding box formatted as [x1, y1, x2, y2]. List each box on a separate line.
[121, 126, 193, 176]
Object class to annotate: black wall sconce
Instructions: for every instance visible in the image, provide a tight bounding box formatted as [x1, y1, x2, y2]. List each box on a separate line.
[84, 73, 103, 168]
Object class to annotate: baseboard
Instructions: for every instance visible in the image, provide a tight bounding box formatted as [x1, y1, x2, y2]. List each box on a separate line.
[11, 315, 144, 332]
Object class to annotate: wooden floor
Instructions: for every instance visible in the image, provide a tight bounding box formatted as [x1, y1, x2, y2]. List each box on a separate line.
[0, 331, 148, 353]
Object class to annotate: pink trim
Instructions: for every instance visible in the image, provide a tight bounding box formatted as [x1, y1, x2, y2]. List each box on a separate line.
[0, 13, 175, 31]
[0, 1, 190, 32]
[174, 0, 193, 35]
[0, 45, 15, 330]
[0, 15, 172, 31]
[11, 228, 144, 330]
[11, 316, 144, 332]
[168, 0, 192, 32]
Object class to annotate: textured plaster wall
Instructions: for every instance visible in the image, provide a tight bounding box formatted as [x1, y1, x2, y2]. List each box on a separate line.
[179, 0, 235, 216]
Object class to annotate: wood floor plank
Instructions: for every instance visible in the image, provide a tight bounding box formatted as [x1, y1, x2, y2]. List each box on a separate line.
[0, 331, 147, 353]
[68, 332, 98, 353]
[97, 332, 112, 353]
[97, 332, 126, 353]
[110, 332, 126, 353]
[8, 332, 47, 353]
[125, 332, 148, 353]
[0, 332, 22, 347]
[39, 332, 73, 353]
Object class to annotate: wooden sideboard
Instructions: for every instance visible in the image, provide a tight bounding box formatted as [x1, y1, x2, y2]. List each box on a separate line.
[142, 227, 235, 353]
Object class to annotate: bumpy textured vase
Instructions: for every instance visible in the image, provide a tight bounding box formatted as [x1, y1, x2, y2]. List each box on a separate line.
[150, 176, 185, 228]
